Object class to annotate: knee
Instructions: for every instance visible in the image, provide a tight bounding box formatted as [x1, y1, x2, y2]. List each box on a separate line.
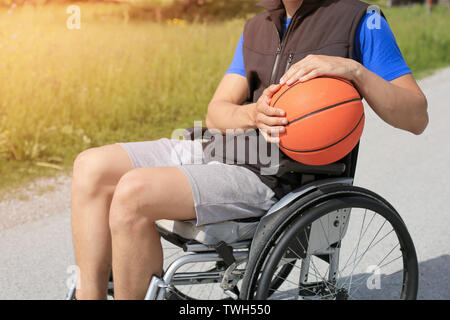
[109, 170, 157, 234]
[71, 147, 111, 198]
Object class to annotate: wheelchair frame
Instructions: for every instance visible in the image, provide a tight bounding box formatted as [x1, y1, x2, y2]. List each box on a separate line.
[65, 176, 353, 301]
[144, 177, 353, 300]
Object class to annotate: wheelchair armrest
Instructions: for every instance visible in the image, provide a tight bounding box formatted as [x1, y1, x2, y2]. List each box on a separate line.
[275, 159, 346, 177]
[183, 128, 345, 177]
[183, 126, 210, 141]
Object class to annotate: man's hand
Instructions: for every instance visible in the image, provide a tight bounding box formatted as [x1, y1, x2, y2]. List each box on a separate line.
[279, 54, 361, 85]
[250, 83, 287, 143]
[279, 54, 428, 135]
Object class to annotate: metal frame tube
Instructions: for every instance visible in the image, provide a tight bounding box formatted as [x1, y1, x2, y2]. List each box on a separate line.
[66, 277, 76, 300]
[147, 251, 248, 300]
[145, 275, 167, 300]
[184, 241, 251, 253]
[328, 248, 340, 283]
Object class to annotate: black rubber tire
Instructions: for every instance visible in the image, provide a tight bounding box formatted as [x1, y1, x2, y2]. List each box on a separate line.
[268, 262, 295, 295]
[246, 195, 418, 300]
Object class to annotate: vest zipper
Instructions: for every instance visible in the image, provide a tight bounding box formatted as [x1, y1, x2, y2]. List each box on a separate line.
[269, 10, 300, 84]
[285, 53, 293, 74]
[270, 45, 282, 84]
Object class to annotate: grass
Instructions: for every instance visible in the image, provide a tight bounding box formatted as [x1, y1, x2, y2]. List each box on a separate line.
[0, 2, 449, 192]
[380, 4, 450, 78]
[0, 3, 243, 191]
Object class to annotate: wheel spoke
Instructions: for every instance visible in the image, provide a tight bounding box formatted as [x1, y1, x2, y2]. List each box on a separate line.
[283, 244, 334, 298]
[293, 232, 335, 295]
[277, 259, 339, 295]
[348, 209, 367, 292]
[341, 210, 376, 274]
[342, 218, 388, 283]
[379, 255, 402, 270]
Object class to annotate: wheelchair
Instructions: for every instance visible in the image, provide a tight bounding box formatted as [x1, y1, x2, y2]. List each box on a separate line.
[67, 127, 419, 300]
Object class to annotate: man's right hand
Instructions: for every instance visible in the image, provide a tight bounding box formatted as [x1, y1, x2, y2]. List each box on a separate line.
[251, 84, 287, 143]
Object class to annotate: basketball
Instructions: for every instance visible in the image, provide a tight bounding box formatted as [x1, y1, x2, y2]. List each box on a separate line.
[270, 76, 365, 166]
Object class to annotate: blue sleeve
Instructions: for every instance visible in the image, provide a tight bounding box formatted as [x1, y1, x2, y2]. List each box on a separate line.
[354, 12, 411, 81]
[225, 33, 246, 77]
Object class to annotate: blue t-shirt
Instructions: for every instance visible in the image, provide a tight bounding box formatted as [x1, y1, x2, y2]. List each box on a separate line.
[225, 13, 411, 82]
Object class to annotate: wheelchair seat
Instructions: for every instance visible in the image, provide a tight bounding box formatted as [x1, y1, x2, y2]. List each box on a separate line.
[155, 171, 355, 250]
[156, 219, 259, 246]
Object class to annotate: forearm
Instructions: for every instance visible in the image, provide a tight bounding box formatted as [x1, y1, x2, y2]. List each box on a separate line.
[206, 101, 257, 134]
[352, 62, 428, 135]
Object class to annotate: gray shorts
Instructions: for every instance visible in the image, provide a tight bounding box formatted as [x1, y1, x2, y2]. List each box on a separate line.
[116, 138, 276, 226]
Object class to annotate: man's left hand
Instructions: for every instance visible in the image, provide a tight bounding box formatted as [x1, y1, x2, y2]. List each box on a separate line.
[279, 55, 361, 85]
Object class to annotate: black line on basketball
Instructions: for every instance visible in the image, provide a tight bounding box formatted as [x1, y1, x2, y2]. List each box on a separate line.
[287, 98, 362, 126]
[271, 81, 302, 109]
[272, 76, 357, 110]
[279, 112, 364, 153]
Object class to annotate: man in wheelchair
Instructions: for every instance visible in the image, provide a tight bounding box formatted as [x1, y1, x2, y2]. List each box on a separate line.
[69, 0, 428, 300]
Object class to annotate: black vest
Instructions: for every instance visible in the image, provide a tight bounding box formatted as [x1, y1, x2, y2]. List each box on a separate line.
[244, 0, 369, 102]
[203, 0, 370, 197]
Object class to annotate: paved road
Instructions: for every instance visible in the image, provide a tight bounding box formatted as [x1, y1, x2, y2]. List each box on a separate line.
[0, 68, 449, 300]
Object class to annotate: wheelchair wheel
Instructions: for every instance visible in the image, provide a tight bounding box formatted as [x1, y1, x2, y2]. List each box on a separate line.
[244, 193, 418, 300]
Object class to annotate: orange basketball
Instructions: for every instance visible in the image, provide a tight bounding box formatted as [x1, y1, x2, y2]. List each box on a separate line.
[270, 76, 364, 166]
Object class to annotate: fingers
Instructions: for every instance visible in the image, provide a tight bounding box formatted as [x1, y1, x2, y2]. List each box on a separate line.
[255, 107, 287, 141]
[256, 85, 287, 143]
[256, 92, 285, 116]
[279, 55, 322, 85]
[279, 66, 303, 85]
[260, 128, 282, 144]
[281, 65, 316, 85]
[256, 112, 287, 127]
[262, 83, 282, 99]
[297, 69, 321, 83]
[255, 96, 286, 127]
[260, 127, 284, 144]
[279, 55, 310, 85]
[257, 118, 286, 144]
[260, 83, 282, 104]
[257, 100, 285, 117]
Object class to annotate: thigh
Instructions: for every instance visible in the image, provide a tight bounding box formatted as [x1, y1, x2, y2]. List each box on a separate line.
[73, 144, 134, 188]
[115, 163, 276, 224]
[118, 166, 196, 221]
[116, 138, 204, 169]
[179, 163, 277, 226]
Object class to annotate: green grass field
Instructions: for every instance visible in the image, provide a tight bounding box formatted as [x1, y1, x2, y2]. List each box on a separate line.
[0, 2, 449, 191]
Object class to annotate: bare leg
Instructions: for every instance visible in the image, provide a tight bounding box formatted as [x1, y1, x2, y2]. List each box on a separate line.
[71, 144, 133, 299]
[109, 167, 196, 300]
